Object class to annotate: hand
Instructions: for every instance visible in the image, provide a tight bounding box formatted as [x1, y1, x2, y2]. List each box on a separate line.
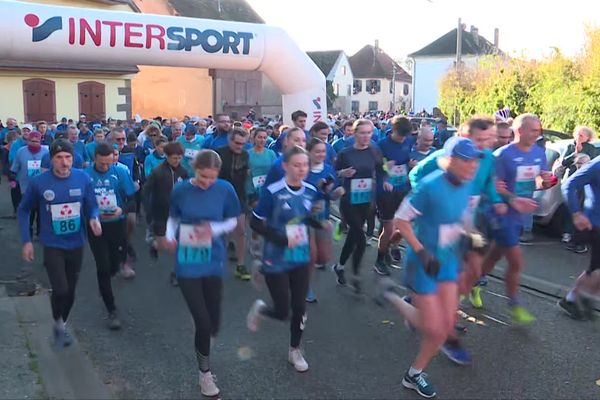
[493, 203, 508, 215]
[576, 142, 583, 153]
[417, 248, 440, 277]
[198, 222, 212, 237]
[157, 236, 177, 253]
[540, 171, 554, 189]
[22, 242, 34, 262]
[409, 159, 418, 168]
[385, 160, 396, 171]
[321, 220, 333, 232]
[464, 231, 487, 252]
[339, 167, 356, 178]
[509, 197, 538, 214]
[383, 182, 394, 192]
[100, 207, 123, 220]
[573, 212, 592, 231]
[495, 180, 508, 195]
[9, 181, 16, 189]
[89, 219, 102, 236]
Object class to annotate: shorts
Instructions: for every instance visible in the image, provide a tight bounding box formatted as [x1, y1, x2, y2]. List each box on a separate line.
[492, 222, 522, 248]
[376, 191, 407, 221]
[577, 228, 600, 274]
[403, 251, 459, 295]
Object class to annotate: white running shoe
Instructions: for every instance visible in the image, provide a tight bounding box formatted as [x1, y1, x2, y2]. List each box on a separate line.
[120, 263, 136, 279]
[247, 299, 266, 332]
[288, 347, 309, 372]
[199, 371, 219, 397]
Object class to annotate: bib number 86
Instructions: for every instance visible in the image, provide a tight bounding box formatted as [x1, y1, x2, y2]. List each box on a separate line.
[59, 219, 77, 233]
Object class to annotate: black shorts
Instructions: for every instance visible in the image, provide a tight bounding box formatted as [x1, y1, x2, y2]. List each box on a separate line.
[376, 191, 408, 221]
[577, 228, 600, 274]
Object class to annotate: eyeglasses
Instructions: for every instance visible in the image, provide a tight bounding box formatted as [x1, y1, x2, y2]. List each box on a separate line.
[218, 120, 231, 124]
[115, 138, 126, 142]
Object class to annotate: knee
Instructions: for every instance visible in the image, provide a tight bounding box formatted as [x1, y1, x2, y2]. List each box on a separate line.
[421, 321, 447, 345]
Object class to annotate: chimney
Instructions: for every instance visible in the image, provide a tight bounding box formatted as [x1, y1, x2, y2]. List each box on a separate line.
[494, 28, 499, 49]
[470, 25, 479, 46]
[374, 39, 379, 51]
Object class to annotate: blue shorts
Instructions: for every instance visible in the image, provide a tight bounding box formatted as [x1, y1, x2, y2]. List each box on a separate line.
[492, 222, 522, 248]
[403, 252, 459, 295]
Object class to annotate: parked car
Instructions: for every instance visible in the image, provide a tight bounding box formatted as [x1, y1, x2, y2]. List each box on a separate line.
[533, 139, 600, 233]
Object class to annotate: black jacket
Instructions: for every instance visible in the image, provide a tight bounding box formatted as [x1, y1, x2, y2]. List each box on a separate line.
[143, 162, 188, 236]
[216, 145, 249, 203]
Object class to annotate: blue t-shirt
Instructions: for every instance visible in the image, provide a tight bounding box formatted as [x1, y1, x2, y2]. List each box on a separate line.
[72, 141, 90, 164]
[332, 136, 353, 153]
[253, 179, 318, 273]
[409, 147, 436, 163]
[144, 152, 166, 178]
[306, 163, 339, 220]
[263, 156, 285, 188]
[17, 169, 99, 249]
[170, 179, 241, 278]
[324, 142, 337, 165]
[269, 129, 310, 154]
[177, 136, 204, 176]
[202, 132, 229, 150]
[85, 141, 100, 160]
[84, 164, 136, 221]
[402, 170, 472, 270]
[41, 152, 84, 170]
[563, 156, 600, 228]
[494, 143, 547, 225]
[247, 147, 278, 196]
[8, 137, 26, 164]
[11, 146, 50, 194]
[378, 135, 414, 192]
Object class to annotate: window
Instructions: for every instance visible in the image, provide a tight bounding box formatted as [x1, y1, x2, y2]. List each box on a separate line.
[347, 84, 352, 96]
[78, 81, 106, 121]
[353, 79, 362, 94]
[368, 101, 378, 111]
[351, 101, 359, 112]
[234, 81, 247, 104]
[366, 79, 381, 94]
[341, 65, 347, 76]
[335, 83, 340, 96]
[403, 84, 409, 96]
[23, 78, 56, 123]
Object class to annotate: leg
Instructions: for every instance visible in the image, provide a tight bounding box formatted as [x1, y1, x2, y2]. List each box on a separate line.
[338, 201, 358, 266]
[412, 294, 447, 370]
[504, 245, 523, 300]
[234, 214, 246, 266]
[201, 276, 223, 336]
[481, 243, 504, 276]
[88, 226, 116, 313]
[43, 247, 70, 322]
[288, 266, 310, 348]
[61, 247, 84, 322]
[350, 204, 369, 276]
[263, 272, 290, 321]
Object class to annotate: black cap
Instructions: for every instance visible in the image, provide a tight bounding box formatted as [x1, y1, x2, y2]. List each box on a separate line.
[50, 139, 74, 158]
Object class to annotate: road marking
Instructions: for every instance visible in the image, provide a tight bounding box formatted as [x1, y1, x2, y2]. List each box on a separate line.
[484, 289, 509, 300]
[481, 313, 510, 326]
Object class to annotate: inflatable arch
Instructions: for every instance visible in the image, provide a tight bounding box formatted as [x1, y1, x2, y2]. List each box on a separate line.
[0, 1, 327, 125]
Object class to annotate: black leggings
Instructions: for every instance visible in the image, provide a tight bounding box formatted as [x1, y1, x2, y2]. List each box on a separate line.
[43, 247, 84, 322]
[10, 181, 21, 214]
[178, 276, 222, 371]
[262, 265, 309, 348]
[88, 219, 127, 313]
[339, 200, 371, 275]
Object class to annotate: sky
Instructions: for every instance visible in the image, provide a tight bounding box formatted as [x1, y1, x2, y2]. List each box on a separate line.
[247, 0, 600, 61]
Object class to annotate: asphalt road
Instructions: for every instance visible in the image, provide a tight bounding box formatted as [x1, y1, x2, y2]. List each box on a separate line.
[1, 183, 599, 399]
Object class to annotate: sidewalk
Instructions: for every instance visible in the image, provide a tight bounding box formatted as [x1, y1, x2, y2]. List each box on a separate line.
[0, 286, 113, 400]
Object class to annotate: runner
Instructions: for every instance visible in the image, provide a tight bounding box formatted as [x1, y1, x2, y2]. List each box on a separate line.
[143, 135, 168, 177]
[263, 127, 307, 187]
[202, 113, 232, 150]
[331, 120, 355, 153]
[177, 125, 204, 176]
[270, 110, 308, 154]
[409, 128, 436, 165]
[85, 142, 137, 329]
[332, 119, 390, 293]
[246, 145, 321, 373]
[559, 155, 600, 319]
[377, 138, 483, 398]
[85, 128, 105, 161]
[481, 113, 553, 324]
[215, 128, 251, 281]
[374, 116, 414, 276]
[17, 139, 102, 347]
[309, 121, 337, 164]
[159, 150, 241, 397]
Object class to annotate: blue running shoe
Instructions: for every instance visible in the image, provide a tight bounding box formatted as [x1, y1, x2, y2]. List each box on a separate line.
[441, 340, 472, 365]
[476, 275, 488, 286]
[305, 286, 317, 303]
[402, 371, 437, 398]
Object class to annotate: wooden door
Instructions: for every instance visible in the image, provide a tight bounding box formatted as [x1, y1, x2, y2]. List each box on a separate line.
[23, 79, 56, 123]
[78, 81, 106, 121]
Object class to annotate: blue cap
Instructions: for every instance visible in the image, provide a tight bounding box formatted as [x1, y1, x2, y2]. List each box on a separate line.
[444, 137, 483, 160]
[185, 124, 198, 135]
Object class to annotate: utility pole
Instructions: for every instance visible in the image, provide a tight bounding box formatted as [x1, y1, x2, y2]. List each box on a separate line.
[454, 17, 463, 126]
[391, 63, 397, 113]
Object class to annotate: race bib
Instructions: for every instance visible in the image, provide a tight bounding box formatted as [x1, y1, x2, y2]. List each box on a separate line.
[252, 175, 266, 190]
[178, 223, 212, 264]
[27, 160, 41, 177]
[350, 178, 373, 204]
[184, 148, 199, 160]
[96, 193, 117, 213]
[388, 164, 408, 187]
[50, 202, 81, 235]
[515, 165, 539, 198]
[283, 224, 310, 263]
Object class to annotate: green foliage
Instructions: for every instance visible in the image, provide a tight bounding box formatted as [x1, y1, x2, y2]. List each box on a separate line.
[325, 80, 337, 110]
[439, 27, 600, 133]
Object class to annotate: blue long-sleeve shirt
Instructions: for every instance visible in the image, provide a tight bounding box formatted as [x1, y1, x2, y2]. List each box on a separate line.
[17, 169, 99, 249]
[563, 157, 600, 227]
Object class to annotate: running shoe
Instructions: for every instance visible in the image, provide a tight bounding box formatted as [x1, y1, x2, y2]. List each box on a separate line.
[580, 297, 596, 320]
[374, 277, 402, 306]
[519, 231, 534, 244]
[199, 371, 220, 397]
[373, 259, 391, 276]
[566, 243, 588, 254]
[126, 244, 138, 263]
[511, 305, 536, 324]
[107, 311, 122, 331]
[390, 247, 403, 263]
[120, 263, 136, 279]
[169, 271, 178, 287]
[247, 299, 266, 332]
[235, 265, 251, 281]
[305, 286, 317, 303]
[53, 327, 73, 348]
[61, 329, 74, 347]
[332, 264, 346, 286]
[350, 276, 362, 294]
[441, 340, 472, 365]
[561, 233, 572, 243]
[315, 263, 326, 270]
[476, 276, 488, 286]
[402, 371, 437, 398]
[469, 286, 483, 309]
[557, 297, 585, 320]
[288, 347, 309, 372]
[333, 221, 343, 241]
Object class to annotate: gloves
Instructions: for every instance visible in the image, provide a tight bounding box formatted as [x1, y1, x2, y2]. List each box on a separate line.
[463, 231, 487, 254]
[417, 248, 440, 277]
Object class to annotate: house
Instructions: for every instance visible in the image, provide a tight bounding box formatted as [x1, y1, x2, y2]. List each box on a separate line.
[131, 0, 265, 120]
[0, 0, 138, 124]
[307, 50, 354, 114]
[409, 25, 500, 113]
[348, 41, 412, 114]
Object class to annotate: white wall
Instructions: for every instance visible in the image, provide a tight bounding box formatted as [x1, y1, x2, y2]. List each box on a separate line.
[329, 54, 354, 113]
[412, 55, 478, 113]
[351, 78, 411, 113]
